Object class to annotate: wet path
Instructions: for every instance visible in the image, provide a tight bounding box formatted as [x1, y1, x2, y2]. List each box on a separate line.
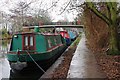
[67, 33, 106, 78]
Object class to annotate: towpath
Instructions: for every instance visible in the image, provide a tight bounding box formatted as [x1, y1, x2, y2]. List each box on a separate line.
[67, 33, 106, 78]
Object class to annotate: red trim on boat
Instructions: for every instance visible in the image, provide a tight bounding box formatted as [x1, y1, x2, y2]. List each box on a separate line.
[47, 44, 63, 51]
[22, 33, 36, 53]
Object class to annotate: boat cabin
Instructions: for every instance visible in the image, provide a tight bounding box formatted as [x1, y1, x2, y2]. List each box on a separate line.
[10, 32, 65, 53]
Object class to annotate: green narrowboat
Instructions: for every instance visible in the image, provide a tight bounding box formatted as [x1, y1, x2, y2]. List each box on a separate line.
[6, 27, 67, 72]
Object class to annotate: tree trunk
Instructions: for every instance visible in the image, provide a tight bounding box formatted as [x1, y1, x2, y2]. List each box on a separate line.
[108, 25, 119, 54]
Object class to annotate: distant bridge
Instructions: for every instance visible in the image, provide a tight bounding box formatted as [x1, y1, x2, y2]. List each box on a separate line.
[23, 25, 84, 29]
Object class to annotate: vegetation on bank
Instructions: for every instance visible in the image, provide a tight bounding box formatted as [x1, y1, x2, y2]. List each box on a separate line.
[0, 28, 11, 40]
[81, 1, 120, 55]
[70, 33, 81, 48]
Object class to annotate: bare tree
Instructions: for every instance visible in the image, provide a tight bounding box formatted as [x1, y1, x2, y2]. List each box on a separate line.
[9, 1, 33, 32]
[85, 1, 120, 54]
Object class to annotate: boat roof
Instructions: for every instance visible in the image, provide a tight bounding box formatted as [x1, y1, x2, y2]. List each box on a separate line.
[14, 32, 60, 36]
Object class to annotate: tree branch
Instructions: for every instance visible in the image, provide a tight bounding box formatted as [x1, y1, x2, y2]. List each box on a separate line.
[44, 0, 60, 12]
[106, 2, 112, 23]
[58, 0, 71, 15]
[86, 2, 111, 25]
[117, 6, 120, 14]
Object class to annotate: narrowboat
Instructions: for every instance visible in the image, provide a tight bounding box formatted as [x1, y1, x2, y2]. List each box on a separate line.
[6, 27, 67, 72]
[68, 30, 77, 41]
[59, 31, 71, 46]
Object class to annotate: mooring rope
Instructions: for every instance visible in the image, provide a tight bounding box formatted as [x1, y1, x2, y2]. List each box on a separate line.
[25, 50, 45, 73]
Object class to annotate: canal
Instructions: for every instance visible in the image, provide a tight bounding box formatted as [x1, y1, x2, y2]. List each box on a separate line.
[0, 40, 10, 79]
[0, 40, 43, 80]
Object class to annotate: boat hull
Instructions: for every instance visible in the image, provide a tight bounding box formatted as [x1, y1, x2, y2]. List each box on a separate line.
[7, 44, 67, 72]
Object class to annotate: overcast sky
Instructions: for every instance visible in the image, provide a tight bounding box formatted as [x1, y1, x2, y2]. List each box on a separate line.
[0, 0, 85, 22]
[1, 0, 120, 22]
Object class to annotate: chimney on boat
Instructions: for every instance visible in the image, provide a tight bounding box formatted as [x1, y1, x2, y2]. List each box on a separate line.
[34, 26, 40, 32]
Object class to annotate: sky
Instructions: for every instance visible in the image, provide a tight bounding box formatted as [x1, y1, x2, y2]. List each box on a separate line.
[0, 0, 85, 22]
[1, 0, 120, 22]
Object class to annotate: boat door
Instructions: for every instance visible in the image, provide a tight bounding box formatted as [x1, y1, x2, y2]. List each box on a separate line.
[22, 34, 35, 50]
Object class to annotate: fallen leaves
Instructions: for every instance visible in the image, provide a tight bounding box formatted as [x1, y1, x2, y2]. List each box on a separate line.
[50, 46, 77, 78]
[94, 52, 120, 79]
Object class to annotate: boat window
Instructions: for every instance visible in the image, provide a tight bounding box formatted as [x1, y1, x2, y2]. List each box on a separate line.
[48, 39, 51, 48]
[30, 36, 33, 46]
[60, 39, 62, 44]
[25, 36, 28, 46]
[59, 37, 62, 44]
[56, 36, 59, 44]
[54, 38, 57, 45]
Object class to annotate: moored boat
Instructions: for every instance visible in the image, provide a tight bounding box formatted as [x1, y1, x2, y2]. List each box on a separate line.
[6, 27, 67, 72]
[68, 30, 77, 41]
[60, 31, 71, 46]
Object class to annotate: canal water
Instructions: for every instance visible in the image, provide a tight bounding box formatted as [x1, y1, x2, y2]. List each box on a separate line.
[0, 40, 43, 80]
[0, 40, 10, 79]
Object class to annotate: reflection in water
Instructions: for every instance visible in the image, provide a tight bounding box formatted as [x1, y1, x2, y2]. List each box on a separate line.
[0, 40, 43, 80]
[0, 40, 9, 58]
[9, 69, 43, 80]
[2, 40, 10, 47]
[1, 58, 10, 79]
[0, 40, 11, 79]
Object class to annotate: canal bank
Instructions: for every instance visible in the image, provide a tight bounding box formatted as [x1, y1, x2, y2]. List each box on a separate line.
[67, 33, 106, 78]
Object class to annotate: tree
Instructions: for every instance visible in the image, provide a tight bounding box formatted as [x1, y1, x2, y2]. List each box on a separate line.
[0, 28, 9, 39]
[9, 1, 32, 32]
[22, 9, 52, 26]
[9, 1, 52, 28]
[36, 9, 52, 24]
[86, 0, 119, 54]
